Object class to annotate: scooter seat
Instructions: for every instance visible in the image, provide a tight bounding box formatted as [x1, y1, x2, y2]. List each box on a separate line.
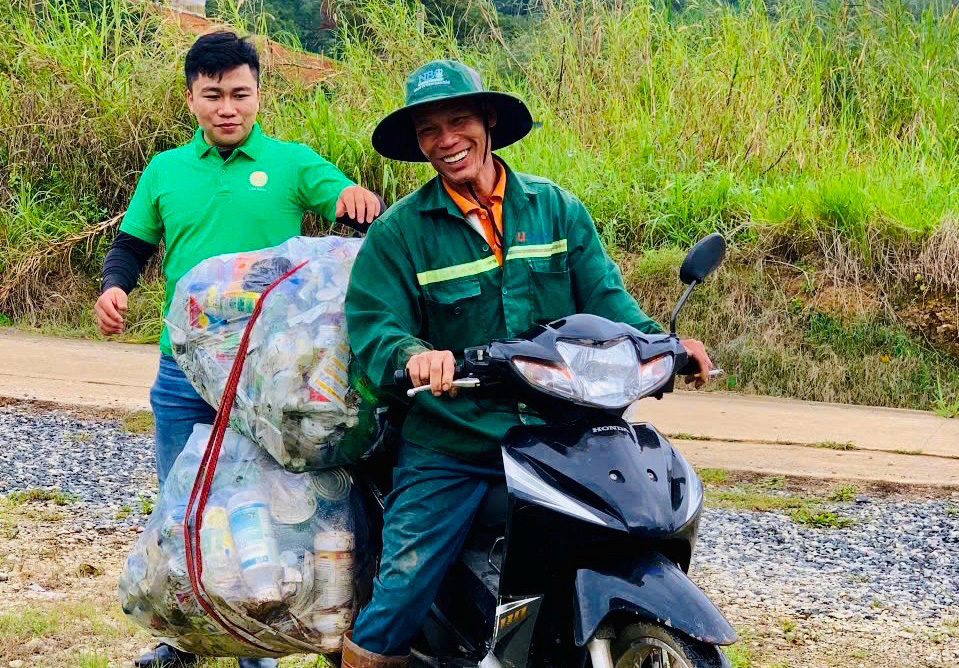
[475, 481, 508, 528]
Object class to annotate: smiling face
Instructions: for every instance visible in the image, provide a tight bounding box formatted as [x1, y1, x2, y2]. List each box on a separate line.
[413, 99, 498, 190]
[186, 64, 260, 149]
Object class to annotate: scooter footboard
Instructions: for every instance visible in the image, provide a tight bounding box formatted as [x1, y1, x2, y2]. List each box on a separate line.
[573, 552, 737, 647]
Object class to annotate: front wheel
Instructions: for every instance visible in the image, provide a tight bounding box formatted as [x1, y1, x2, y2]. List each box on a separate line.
[608, 621, 726, 668]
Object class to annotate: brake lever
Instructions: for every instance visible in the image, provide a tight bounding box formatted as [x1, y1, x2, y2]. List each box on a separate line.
[406, 377, 481, 397]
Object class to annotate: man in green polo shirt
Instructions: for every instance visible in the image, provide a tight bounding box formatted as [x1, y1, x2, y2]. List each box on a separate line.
[95, 31, 380, 668]
[342, 60, 712, 667]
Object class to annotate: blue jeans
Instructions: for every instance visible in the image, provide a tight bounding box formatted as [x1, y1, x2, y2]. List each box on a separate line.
[351, 442, 504, 655]
[149, 354, 217, 487]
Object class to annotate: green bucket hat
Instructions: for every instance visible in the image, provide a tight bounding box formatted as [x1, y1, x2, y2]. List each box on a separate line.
[372, 60, 534, 163]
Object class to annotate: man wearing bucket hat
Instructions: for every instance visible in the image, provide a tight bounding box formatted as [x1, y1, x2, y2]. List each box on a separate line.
[344, 60, 713, 666]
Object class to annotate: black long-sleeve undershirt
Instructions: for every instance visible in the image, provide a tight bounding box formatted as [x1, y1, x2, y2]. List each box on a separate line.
[101, 231, 158, 294]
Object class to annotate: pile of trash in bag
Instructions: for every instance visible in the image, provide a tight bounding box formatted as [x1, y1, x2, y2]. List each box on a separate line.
[119, 425, 363, 657]
[119, 236, 384, 656]
[165, 236, 379, 472]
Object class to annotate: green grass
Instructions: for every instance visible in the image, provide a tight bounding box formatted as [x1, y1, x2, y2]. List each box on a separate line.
[122, 411, 155, 435]
[77, 652, 110, 668]
[114, 504, 132, 520]
[706, 477, 855, 528]
[0, 609, 60, 637]
[827, 484, 858, 502]
[5, 488, 75, 506]
[2, 0, 959, 414]
[789, 507, 855, 529]
[697, 468, 729, 486]
[137, 493, 155, 516]
[722, 643, 753, 668]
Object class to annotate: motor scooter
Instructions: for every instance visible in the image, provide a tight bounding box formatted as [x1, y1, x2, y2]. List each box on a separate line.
[354, 233, 736, 668]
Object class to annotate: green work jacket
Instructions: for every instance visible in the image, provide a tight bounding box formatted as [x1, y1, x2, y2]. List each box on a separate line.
[345, 158, 662, 462]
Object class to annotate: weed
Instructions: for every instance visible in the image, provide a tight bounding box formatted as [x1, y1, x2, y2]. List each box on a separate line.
[946, 506, 959, 518]
[122, 411, 155, 435]
[722, 644, 752, 668]
[669, 432, 712, 441]
[697, 468, 729, 486]
[789, 508, 855, 529]
[781, 618, 796, 634]
[77, 652, 109, 668]
[892, 449, 924, 456]
[756, 475, 786, 491]
[5, 488, 75, 506]
[0, 609, 59, 637]
[828, 485, 858, 502]
[810, 441, 856, 451]
[138, 494, 155, 516]
[115, 504, 132, 520]
[708, 488, 807, 512]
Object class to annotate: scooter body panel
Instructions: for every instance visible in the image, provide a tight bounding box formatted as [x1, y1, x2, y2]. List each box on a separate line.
[500, 417, 704, 539]
[573, 553, 738, 647]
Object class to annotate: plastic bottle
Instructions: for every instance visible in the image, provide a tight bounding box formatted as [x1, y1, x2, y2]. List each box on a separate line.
[199, 505, 241, 593]
[227, 490, 282, 604]
[312, 531, 354, 613]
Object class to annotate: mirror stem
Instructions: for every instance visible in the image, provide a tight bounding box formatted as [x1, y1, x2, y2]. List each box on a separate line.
[670, 281, 698, 335]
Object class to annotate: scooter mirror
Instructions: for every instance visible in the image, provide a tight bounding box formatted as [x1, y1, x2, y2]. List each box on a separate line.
[679, 233, 726, 285]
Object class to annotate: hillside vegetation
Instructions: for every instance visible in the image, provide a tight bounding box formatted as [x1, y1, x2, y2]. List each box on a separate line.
[0, 0, 957, 412]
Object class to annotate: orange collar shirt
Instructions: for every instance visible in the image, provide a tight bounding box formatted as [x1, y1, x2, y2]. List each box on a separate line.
[441, 160, 507, 265]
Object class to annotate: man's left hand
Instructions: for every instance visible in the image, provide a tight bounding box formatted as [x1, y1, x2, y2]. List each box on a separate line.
[336, 185, 383, 226]
[680, 338, 713, 389]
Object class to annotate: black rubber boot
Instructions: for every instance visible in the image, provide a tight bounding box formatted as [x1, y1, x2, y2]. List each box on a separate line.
[132, 644, 198, 668]
[237, 659, 279, 668]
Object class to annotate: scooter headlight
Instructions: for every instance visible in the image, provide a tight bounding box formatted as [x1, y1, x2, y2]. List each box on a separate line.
[512, 340, 674, 408]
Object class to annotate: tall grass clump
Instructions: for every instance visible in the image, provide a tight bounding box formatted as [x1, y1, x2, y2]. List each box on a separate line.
[0, 0, 957, 408]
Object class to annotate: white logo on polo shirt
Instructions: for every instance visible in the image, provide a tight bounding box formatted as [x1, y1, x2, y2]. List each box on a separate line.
[249, 171, 268, 188]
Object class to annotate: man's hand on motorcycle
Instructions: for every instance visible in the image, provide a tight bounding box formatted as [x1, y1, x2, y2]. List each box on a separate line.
[680, 338, 713, 389]
[406, 350, 458, 397]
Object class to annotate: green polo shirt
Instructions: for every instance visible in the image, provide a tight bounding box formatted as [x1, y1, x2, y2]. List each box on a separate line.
[120, 124, 355, 355]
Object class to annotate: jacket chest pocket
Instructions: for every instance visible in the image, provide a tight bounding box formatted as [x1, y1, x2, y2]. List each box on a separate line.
[423, 277, 489, 348]
[527, 258, 575, 324]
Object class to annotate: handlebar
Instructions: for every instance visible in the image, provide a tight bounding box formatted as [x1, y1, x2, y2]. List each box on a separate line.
[393, 364, 467, 392]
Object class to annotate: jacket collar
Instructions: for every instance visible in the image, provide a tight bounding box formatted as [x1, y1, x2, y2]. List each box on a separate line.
[192, 123, 265, 161]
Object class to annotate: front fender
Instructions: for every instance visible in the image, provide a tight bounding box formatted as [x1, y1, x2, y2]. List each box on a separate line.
[573, 553, 737, 646]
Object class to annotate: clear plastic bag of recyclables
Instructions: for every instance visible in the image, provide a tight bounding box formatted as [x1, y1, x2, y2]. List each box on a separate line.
[166, 236, 379, 471]
[119, 424, 362, 657]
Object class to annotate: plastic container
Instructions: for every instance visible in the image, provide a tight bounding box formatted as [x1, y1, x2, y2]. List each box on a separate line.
[227, 490, 282, 604]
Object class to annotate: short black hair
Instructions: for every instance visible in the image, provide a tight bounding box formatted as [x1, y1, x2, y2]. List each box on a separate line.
[185, 31, 260, 90]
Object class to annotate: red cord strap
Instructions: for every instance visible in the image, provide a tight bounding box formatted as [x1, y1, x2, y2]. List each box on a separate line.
[182, 261, 308, 651]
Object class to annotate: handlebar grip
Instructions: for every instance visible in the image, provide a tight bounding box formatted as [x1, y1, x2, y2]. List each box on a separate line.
[335, 194, 387, 234]
[392, 363, 466, 390]
[676, 355, 701, 377]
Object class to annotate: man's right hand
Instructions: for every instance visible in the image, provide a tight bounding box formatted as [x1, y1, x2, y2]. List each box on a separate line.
[406, 350, 457, 396]
[95, 287, 128, 336]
